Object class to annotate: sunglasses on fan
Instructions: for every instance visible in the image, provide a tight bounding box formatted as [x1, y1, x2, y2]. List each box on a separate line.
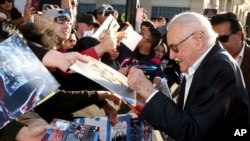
[217, 31, 237, 43]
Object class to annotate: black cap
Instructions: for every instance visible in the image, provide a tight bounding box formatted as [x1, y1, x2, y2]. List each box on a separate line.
[96, 6, 105, 14]
[77, 14, 99, 26]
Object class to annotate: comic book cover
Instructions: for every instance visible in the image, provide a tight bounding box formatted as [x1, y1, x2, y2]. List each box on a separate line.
[41, 118, 99, 141]
[110, 114, 131, 141]
[69, 56, 136, 107]
[74, 114, 132, 141]
[74, 113, 153, 141]
[130, 116, 142, 141]
[130, 114, 153, 141]
[74, 116, 110, 140]
[141, 120, 153, 141]
[0, 34, 59, 129]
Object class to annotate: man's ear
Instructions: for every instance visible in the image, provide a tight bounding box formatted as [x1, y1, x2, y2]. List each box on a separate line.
[194, 32, 205, 50]
[236, 30, 243, 41]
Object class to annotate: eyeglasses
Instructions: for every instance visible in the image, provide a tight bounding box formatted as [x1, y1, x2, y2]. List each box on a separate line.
[0, 0, 12, 4]
[168, 32, 196, 53]
[217, 32, 234, 43]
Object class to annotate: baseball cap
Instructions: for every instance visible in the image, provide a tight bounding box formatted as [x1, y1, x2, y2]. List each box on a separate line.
[42, 9, 71, 21]
[96, 4, 114, 13]
[104, 4, 114, 11]
[77, 13, 99, 27]
[96, 6, 106, 14]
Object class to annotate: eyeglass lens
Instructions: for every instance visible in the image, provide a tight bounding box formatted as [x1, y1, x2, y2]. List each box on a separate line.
[217, 32, 233, 43]
[168, 32, 196, 53]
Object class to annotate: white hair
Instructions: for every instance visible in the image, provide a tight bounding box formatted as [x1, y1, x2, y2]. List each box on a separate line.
[167, 11, 217, 46]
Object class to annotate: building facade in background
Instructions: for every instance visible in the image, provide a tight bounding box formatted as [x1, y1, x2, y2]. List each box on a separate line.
[78, 0, 249, 25]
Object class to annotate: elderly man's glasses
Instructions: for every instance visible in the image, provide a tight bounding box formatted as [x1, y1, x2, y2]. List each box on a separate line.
[168, 32, 196, 53]
[0, 0, 12, 4]
[217, 32, 234, 43]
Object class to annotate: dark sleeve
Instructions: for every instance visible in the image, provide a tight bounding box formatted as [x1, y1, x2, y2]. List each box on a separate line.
[35, 90, 101, 122]
[139, 92, 179, 128]
[54, 90, 100, 110]
[139, 57, 250, 141]
[56, 90, 108, 109]
[11, 7, 22, 20]
[96, 100, 108, 109]
[27, 42, 49, 61]
[0, 120, 26, 141]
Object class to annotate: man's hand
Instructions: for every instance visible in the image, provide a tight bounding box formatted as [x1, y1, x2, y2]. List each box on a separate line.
[127, 67, 157, 101]
[118, 67, 130, 76]
[16, 124, 59, 141]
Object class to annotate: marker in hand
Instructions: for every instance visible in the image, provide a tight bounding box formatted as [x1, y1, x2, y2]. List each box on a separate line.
[136, 65, 157, 71]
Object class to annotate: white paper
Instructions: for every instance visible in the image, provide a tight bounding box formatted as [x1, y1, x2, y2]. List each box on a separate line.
[121, 27, 142, 51]
[69, 56, 136, 106]
[92, 15, 120, 40]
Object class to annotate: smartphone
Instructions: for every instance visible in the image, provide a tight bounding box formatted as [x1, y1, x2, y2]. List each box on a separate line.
[31, 0, 40, 11]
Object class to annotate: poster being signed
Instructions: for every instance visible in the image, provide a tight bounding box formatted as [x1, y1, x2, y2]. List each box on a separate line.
[69, 56, 136, 107]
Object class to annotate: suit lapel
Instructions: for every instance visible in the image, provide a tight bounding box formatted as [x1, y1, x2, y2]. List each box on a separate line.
[183, 43, 223, 109]
[240, 42, 250, 96]
[240, 43, 250, 76]
[177, 77, 186, 109]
